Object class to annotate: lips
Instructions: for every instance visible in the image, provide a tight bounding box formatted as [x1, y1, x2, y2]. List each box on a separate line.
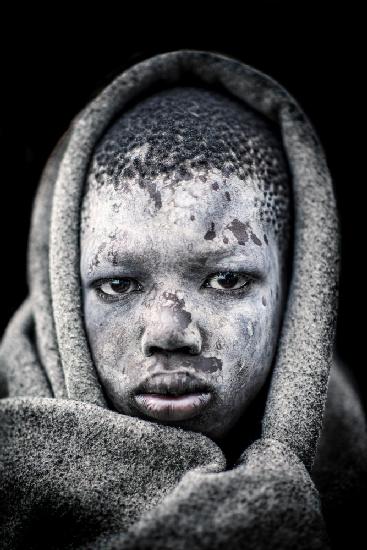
[132, 372, 213, 422]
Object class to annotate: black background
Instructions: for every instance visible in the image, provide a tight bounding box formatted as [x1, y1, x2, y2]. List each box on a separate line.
[0, 6, 365, 404]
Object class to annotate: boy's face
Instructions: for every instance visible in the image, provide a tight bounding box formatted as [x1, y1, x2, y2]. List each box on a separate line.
[80, 166, 286, 440]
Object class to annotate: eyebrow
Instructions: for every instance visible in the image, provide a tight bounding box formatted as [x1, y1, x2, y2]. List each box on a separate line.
[85, 244, 265, 280]
[105, 246, 258, 266]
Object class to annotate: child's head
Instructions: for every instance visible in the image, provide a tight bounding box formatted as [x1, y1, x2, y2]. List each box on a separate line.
[80, 86, 291, 440]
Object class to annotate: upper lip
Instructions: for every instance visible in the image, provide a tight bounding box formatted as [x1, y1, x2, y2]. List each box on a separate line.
[134, 371, 213, 397]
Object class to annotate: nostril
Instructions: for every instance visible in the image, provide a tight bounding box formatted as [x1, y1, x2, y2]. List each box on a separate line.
[147, 345, 198, 356]
[147, 346, 165, 357]
[179, 346, 198, 355]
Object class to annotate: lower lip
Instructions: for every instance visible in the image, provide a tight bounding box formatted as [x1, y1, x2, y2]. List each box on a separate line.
[134, 392, 212, 421]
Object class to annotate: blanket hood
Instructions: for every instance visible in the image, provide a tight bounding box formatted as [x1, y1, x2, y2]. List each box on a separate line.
[0, 49, 339, 471]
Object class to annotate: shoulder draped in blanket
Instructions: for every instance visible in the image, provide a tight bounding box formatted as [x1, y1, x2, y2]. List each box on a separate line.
[0, 50, 366, 550]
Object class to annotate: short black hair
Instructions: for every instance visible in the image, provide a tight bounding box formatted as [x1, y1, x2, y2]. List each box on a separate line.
[85, 86, 291, 251]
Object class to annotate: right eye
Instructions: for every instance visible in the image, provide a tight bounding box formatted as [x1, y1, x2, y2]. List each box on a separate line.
[95, 278, 143, 301]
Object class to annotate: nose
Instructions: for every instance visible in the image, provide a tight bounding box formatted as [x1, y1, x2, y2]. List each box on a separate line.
[141, 294, 202, 357]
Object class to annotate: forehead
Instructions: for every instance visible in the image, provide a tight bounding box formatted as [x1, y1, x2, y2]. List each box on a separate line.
[81, 170, 267, 244]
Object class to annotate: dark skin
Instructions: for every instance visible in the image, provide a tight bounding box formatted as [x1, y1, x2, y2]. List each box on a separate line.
[80, 163, 288, 441]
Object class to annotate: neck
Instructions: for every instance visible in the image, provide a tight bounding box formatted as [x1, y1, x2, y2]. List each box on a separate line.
[215, 376, 271, 469]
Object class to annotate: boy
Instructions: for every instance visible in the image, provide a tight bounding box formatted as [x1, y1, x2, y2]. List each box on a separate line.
[0, 51, 365, 549]
[80, 85, 291, 451]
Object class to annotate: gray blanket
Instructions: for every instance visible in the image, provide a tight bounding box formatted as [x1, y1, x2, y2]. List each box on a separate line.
[1, 50, 366, 550]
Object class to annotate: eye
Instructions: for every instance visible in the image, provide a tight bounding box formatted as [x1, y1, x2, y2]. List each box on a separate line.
[95, 278, 142, 301]
[203, 271, 252, 292]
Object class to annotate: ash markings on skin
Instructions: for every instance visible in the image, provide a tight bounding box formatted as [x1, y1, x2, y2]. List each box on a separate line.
[195, 355, 223, 373]
[226, 219, 249, 246]
[146, 181, 162, 210]
[251, 232, 262, 246]
[107, 249, 120, 266]
[204, 222, 216, 241]
[88, 242, 108, 275]
[225, 191, 231, 201]
[211, 182, 219, 191]
[162, 291, 192, 330]
[226, 218, 262, 246]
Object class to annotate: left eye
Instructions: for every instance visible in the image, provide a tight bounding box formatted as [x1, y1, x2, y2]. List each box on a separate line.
[203, 271, 251, 291]
[97, 278, 142, 298]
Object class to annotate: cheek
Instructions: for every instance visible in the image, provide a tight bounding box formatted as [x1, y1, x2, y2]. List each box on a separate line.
[83, 297, 140, 377]
[213, 288, 282, 399]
